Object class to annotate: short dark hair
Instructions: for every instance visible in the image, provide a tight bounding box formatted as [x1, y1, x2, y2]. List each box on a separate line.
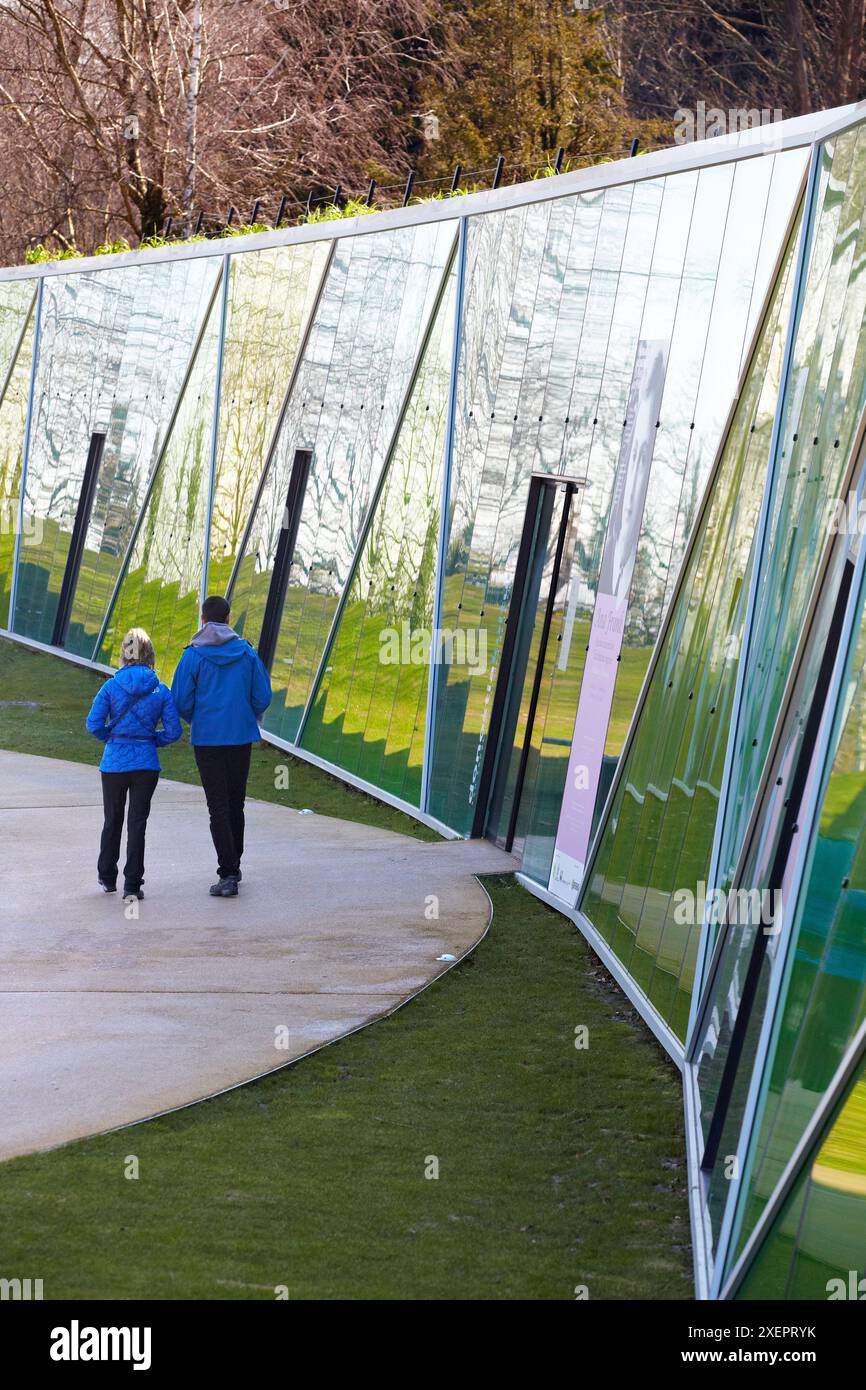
[202, 594, 230, 623]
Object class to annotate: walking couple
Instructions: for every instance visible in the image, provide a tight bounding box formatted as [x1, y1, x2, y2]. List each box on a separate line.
[85, 595, 272, 904]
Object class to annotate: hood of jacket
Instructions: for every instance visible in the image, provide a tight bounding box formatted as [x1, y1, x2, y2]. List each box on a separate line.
[114, 663, 160, 695]
[188, 623, 251, 665]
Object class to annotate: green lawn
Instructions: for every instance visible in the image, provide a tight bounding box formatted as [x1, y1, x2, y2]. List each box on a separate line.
[0, 635, 691, 1299]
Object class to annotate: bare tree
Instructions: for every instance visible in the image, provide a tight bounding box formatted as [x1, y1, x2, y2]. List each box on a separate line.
[0, 0, 446, 263]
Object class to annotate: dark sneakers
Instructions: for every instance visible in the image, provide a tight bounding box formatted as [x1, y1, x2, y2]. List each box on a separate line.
[123, 887, 144, 902]
[98, 878, 117, 893]
[209, 875, 239, 898]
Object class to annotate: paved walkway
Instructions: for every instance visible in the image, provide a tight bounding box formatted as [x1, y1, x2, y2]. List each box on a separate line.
[0, 751, 515, 1161]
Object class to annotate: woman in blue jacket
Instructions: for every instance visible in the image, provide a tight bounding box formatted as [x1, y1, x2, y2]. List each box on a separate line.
[86, 627, 182, 902]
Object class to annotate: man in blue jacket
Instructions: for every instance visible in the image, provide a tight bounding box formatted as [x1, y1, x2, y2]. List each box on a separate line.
[172, 595, 272, 897]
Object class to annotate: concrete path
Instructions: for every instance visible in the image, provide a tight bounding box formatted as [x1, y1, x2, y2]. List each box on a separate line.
[0, 751, 515, 1161]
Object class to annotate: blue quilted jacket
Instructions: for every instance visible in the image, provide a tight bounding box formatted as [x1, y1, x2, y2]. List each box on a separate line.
[86, 664, 182, 772]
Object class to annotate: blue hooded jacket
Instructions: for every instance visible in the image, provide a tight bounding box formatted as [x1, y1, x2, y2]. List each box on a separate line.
[170, 623, 272, 746]
[86, 664, 182, 773]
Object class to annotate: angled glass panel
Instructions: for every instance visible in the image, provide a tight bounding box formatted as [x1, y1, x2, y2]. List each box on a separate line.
[735, 1048, 866, 1300]
[205, 240, 329, 596]
[577, 213, 801, 1040]
[300, 258, 458, 805]
[429, 151, 805, 841]
[12, 258, 218, 652]
[717, 127, 866, 891]
[429, 187, 633, 834]
[709, 517, 866, 1269]
[97, 275, 224, 680]
[0, 285, 37, 627]
[232, 220, 458, 742]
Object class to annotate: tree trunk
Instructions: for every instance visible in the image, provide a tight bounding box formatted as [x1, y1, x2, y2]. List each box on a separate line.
[786, 0, 810, 115]
[183, 0, 204, 236]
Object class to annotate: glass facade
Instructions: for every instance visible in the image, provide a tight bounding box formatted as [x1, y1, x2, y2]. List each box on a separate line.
[579, 212, 802, 1041]
[13, 259, 219, 653]
[231, 220, 458, 742]
[2, 107, 865, 1300]
[717, 127, 866, 893]
[427, 149, 806, 842]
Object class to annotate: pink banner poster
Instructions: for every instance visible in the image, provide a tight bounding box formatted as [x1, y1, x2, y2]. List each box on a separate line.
[549, 338, 669, 906]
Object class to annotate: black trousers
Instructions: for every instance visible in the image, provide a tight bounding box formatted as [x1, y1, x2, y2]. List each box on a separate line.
[98, 769, 160, 892]
[194, 743, 252, 879]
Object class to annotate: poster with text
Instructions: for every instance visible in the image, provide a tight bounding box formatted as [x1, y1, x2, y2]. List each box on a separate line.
[549, 338, 670, 907]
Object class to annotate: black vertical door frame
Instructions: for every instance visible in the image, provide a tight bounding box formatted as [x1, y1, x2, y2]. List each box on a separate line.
[470, 476, 548, 839]
[51, 431, 106, 649]
[256, 448, 312, 671]
[471, 477, 577, 843]
[503, 481, 575, 853]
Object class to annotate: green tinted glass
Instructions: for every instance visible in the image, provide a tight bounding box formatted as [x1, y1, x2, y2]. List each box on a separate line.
[300, 259, 458, 804]
[578, 213, 801, 1039]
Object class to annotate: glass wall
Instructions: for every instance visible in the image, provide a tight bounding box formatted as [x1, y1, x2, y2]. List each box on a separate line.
[299, 260, 458, 804]
[205, 240, 330, 596]
[717, 127, 866, 892]
[578, 215, 801, 1040]
[0, 284, 36, 627]
[701, 518, 866, 1272]
[231, 220, 458, 742]
[735, 1048, 866, 1300]
[13, 259, 219, 651]
[427, 150, 807, 841]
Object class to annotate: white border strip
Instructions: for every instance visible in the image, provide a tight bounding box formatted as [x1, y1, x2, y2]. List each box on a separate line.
[0, 106, 861, 285]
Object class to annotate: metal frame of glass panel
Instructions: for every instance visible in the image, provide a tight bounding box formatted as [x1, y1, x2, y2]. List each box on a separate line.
[7, 277, 43, 627]
[200, 255, 231, 609]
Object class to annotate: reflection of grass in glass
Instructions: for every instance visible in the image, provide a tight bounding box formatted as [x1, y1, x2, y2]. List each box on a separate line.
[821, 770, 866, 839]
[100, 568, 201, 682]
[814, 1074, 866, 1182]
[302, 596, 431, 805]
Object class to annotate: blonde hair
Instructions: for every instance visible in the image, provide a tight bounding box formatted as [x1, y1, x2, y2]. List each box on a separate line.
[120, 627, 156, 669]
